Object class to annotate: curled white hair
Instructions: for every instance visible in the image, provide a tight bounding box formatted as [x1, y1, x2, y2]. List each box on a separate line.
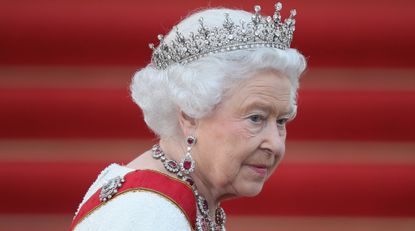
[131, 8, 307, 138]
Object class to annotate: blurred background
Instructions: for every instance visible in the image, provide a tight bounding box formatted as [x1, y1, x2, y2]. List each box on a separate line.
[1, 0, 415, 230]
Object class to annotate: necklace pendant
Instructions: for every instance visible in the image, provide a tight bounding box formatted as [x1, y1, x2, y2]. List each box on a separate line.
[180, 153, 195, 174]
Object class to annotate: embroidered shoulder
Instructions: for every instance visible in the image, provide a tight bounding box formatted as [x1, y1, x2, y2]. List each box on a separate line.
[71, 170, 196, 231]
[74, 164, 133, 218]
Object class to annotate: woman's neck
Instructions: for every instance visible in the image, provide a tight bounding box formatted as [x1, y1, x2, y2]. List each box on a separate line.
[159, 138, 222, 218]
[191, 170, 222, 218]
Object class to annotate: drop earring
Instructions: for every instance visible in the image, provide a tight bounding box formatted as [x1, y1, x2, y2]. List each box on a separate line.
[180, 135, 196, 175]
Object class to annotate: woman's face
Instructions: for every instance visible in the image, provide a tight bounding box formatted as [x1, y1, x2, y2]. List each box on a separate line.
[193, 69, 294, 199]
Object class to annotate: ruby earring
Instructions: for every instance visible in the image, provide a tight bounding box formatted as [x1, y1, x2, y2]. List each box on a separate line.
[180, 136, 196, 175]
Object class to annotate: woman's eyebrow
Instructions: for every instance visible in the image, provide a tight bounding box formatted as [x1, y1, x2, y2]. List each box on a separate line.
[241, 101, 273, 113]
[242, 100, 294, 116]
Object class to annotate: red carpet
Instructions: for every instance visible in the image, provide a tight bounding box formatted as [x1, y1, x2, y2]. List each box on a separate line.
[1, 0, 414, 230]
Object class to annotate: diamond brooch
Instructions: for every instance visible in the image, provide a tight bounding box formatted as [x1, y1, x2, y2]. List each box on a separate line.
[99, 176, 125, 202]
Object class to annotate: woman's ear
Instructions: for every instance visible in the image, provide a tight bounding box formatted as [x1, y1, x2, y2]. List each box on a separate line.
[178, 111, 197, 136]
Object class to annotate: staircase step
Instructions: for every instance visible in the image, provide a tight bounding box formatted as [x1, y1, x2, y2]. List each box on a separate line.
[1, 88, 414, 140]
[1, 139, 414, 165]
[1, 214, 415, 231]
[2, 67, 415, 91]
[1, 1, 414, 67]
[1, 161, 414, 216]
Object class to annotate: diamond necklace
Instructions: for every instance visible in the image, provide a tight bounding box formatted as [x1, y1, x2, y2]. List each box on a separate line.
[151, 144, 226, 231]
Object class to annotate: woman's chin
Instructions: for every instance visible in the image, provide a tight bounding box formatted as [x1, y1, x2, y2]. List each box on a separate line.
[238, 182, 265, 197]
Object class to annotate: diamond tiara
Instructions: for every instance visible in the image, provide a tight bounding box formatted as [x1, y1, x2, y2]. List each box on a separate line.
[149, 2, 297, 70]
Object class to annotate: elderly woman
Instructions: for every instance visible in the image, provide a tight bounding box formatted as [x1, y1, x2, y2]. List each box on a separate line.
[70, 2, 306, 231]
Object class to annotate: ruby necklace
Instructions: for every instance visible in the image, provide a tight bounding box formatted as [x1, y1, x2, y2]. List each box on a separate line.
[152, 144, 226, 231]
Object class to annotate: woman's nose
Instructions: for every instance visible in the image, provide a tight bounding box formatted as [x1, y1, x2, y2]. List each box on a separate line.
[260, 122, 285, 156]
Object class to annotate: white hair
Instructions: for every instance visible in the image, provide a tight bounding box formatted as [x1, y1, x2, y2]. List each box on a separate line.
[130, 8, 307, 138]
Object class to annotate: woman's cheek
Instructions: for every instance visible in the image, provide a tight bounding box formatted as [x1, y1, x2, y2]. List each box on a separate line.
[224, 119, 254, 140]
[241, 121, 263, 138]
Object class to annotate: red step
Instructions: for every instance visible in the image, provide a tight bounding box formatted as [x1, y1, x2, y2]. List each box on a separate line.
[1, 1, 414, 67]
[1, 161, 414, 216]
[1, 88, 414, 141]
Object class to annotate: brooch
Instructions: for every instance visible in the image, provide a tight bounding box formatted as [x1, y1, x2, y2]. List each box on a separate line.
[99, 176, 125, 202]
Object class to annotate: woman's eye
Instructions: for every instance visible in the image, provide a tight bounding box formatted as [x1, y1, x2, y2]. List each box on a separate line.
[248, 114, 264, 123]
[277, 118, 289, 126]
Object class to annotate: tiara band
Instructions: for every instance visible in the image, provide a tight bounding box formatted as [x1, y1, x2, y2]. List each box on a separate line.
[149, 2, 297, 70]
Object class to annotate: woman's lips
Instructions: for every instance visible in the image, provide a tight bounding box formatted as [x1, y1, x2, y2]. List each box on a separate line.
[248, 165, 268, 177]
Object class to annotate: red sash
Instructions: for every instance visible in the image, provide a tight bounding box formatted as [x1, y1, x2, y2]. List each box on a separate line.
[69, 169, 196, 230]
